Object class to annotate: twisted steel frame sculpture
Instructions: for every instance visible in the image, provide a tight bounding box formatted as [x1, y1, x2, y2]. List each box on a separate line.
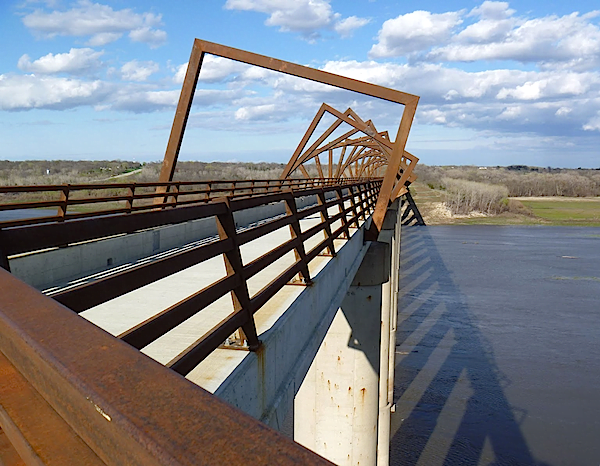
[160, 39, 420, 237]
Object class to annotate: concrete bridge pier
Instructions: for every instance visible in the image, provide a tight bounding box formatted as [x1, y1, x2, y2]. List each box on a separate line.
[295, 201, 400, 466]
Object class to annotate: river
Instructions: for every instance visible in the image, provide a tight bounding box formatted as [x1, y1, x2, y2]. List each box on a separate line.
[391, 225, 600, 466]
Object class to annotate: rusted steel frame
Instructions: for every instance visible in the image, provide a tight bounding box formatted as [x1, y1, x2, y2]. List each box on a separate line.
[336, 145, 356, 179]
[249, 260, 305, 313]
[294, 125, 359, 170]
[0, 215, 63, 229]
[243, 238, 298, 280]
[339, 146, 367, 177]
[322, 104, 394, 151]
[0, 351, 105, 465]
[316, 190, 336, 256]
[0, 270, 331, 465]
[355, 184, 369, 221]
[347, 185, 361, 227]
[0, 198, 64, 212]
[126, 185, 135, 213]
[236, 214, 292, 246]
[285, 105, 393, 180]
[0, 202, 227, 257]
[314, 155, 324, 178]
[119, 274, 241, 350]
[228, 191, 287, 212]
[283, 192, 311, 283]
[284, 105, 350, 176]
[166, 309, 248, 375]
[214, 198, 260, 350]
[294, 193, 341, 222]
[0, 428, 26, 465]
[53, 237, 234, 313]
[368, 101, 418, 237]
[299, 221, 328, 242]
[161, 38, 407, 184]
[0, 248, 9, 272]
[157, 39, 204, 186]
[390, 151, 419, 201]
[334, 186, 349, 239]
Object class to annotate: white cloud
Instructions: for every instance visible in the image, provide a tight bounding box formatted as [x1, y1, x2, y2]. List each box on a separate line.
[121, 60, 159, 82]
[17, 48, 104, 75]
[0, 73, 107, 110]
[129, 27, 167, 48]
[555, 107, 572, 117]
[172, 56, 251, 85]
[235, 104, 277, 121]
[110, 89, 245, 113]
[428, 9, 600, 68]
[368, 2, 600, 70]
[333, 16, 371, 38]
[224, 0, 369, 40]
[369, 10, 463, 57]
[22, 0, 167, 47]
[583, 113, 600, 131]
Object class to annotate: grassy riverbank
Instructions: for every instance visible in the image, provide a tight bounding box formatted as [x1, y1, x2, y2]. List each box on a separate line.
[411, 183, 600, 226]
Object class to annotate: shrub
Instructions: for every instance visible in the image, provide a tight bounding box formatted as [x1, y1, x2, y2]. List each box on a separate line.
[443, 178, 509, 215]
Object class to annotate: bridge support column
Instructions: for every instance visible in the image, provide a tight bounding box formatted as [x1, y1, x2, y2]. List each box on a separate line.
[294, 239, 391, 466]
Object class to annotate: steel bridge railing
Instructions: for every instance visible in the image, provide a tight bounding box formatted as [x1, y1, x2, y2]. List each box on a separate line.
[0, 178, 381, 464]
[0, 177, 367, 229]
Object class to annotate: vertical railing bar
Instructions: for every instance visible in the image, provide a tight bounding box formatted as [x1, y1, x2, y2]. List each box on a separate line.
[126, 184, 135, 213]
[57, 184, 69, 222]
[284, 191, 312, 284]
[316, 188, 336, 257]
[335, 186, 349, 239]
[215, 198, 260, 350]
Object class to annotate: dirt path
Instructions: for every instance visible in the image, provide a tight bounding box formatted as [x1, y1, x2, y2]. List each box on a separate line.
[101, 168, 142, 181]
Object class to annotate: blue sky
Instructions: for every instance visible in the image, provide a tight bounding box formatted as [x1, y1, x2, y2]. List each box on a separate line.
[1, 0, 599, 167]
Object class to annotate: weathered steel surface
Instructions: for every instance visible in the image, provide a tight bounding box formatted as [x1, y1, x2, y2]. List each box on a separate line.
[2, 181, 380, 371]
[158, 39, 419, 236]
[0, 269, 333, 465]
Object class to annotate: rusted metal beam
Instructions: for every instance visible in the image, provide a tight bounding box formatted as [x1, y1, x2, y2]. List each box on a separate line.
[0, 269, 334, 465]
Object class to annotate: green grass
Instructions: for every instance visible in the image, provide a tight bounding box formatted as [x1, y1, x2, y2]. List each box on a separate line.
[410, 182, 600, 226]
[519, 199, 600, 226]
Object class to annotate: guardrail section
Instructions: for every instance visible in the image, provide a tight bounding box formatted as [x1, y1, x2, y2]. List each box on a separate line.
[1, 180, 381, 374]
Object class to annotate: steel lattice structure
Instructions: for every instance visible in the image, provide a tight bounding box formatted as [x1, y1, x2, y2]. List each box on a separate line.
[159, 39, 420, 238]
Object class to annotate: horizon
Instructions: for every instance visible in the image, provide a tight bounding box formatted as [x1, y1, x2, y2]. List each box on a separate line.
[3, 158, 599, 171]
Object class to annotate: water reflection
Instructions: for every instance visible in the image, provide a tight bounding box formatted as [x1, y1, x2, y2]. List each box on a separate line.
[390, 226, 550, 466]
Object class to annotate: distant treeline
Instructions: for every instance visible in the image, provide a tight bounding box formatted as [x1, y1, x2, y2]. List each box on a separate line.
[415, 165, 600, 198]
[0, 160, 295, 186]
[0, 160, 143, 186]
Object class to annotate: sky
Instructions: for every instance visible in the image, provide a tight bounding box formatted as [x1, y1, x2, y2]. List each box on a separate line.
[1, 0, 600, 168]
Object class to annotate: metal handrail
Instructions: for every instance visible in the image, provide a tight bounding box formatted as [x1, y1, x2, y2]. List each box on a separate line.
[0, 177, 371, 229]
[0, 178, 381, 464]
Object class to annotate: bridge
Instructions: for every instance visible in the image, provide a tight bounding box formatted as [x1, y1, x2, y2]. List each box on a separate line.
[0, 40, 425, 465]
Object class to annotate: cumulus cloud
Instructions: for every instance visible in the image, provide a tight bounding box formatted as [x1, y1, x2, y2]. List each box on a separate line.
[224, 0, 369, 40]
[0, 73, 108, 110]
[17, 48, 104, 75]
[369, 1, 600, 70]
[121, 60, 159, 82]
[429, 10, 600, 67]
[128, 27, 168, 48]
[22, 0, 167, 47]
[110, 89, 245, 113]
[369, 10, 463, 57]
[333, 16, 371, 38]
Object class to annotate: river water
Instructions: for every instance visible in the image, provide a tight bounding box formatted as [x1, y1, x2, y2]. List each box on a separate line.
[391, 225, 600, 466]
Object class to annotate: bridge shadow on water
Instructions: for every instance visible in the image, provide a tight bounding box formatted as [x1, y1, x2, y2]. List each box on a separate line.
[390, 225, 551, 466]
